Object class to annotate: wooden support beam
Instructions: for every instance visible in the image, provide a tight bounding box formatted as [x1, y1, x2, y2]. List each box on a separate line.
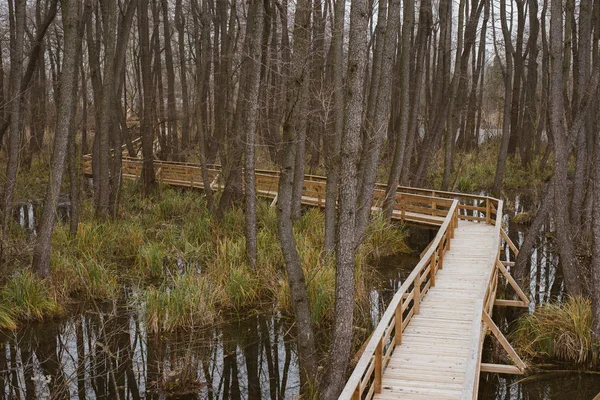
[501, 228, 519, 256]
[495, 299, 529, 308]
[270, 194, 278, 208]
[480, 363, 524, 375]
[482, 310, 527, 372]
[496, 259, 530, 305]
[429, 253, 436, 287]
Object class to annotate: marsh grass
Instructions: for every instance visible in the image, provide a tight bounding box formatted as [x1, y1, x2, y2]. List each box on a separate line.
[1, 270, 61, 322]
[511, 297, 599, 367]
[7, 171, 409, 333]
[143, 273, 223, 333]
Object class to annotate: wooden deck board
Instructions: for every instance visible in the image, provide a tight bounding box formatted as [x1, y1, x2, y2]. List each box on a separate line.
[374, 220, 496, 400]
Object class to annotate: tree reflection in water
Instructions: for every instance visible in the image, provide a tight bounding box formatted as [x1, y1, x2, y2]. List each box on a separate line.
[0, 311, 300, 399]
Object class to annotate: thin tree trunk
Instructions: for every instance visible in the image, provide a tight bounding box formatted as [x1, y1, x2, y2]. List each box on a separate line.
[161, 0, 179, 161]
[277, 0, 318, 388]
[175, 0, 190, 155]
[322, 0, 369, 397]
[138, 0, 156, 196]
[492, 0, 514, 196]
[244, 0, 264, 268]
[324, 0, 345, 253]
[1, 0, 26, 257]
[355, 0, 401, 240]
[549, 0, 584, 296]
[32, 0, 81, 277]
[592, 122, 600, 337]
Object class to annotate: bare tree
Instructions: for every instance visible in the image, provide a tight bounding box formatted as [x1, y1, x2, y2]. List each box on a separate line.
[549, 0, 584, 296]
[243, 0, 264, 268]
[32, 0, 82, 277]
[1, 0, 26, 257]
[322, 0, 370, 397]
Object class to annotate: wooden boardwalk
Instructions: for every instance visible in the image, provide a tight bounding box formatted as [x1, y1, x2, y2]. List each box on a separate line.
[81, 155, 530, 400]
[373, 221, 496, 399]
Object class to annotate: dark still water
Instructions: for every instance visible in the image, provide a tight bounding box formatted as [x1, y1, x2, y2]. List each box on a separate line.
[2, 193, 598, 399]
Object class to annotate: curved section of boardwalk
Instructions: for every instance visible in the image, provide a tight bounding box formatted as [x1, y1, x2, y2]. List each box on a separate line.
[81, 155, 527, 400]
[375, 221, 495, 399]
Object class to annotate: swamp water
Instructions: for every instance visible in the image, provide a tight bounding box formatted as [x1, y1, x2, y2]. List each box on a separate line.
[2, 197, 599, 399]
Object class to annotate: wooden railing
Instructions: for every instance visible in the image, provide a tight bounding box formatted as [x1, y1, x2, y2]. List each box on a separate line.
[82, 155, 516, 399]
[82, 156, 460, 226]
[338, 198, 462, 400]
[338, 193, 503, 400]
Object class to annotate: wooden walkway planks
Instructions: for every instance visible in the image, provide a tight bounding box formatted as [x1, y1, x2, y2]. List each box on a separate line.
[374, 221, 497, 400]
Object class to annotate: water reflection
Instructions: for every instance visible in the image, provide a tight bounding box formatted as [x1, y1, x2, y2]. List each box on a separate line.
[3, 192, 594, 399]
[479, 372, 600, 399]
[0, 311, 300, 399]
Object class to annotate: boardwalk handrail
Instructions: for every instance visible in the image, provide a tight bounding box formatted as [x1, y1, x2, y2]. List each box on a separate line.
[337, 199, 460, 400]
[82, 155, 509, 399]
[462, 200, 503, 399]
[83, 155, 499, 224]
[339, 194, 502, 400]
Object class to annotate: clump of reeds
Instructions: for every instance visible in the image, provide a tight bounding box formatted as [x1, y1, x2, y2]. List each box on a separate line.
[360, 213, 409, 260]
[511, 296, 599, 367]
[0, 304, 16, 330]
[0, 270, 61, 322]
[142, 273, 223, 333]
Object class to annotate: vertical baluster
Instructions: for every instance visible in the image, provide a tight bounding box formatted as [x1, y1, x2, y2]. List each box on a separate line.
[400, 194, 405, 223]
[375, 339, 383, 393]
[439, 240, 445, 269]
[414, 273, 421, 315]
[429, 251, 436, 287]
[486, 198, 491, 224]
[396, 298, 403, 345]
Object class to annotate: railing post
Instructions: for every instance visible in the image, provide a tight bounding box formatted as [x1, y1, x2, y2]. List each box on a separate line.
[414, 273, 421, 315]
[395, 298, 403, 345]
[375, 339, 383, 393]
[429, 252, 436, 287]
[439, 240, 445, 269]
[486, 198, 491, 224]
[400, 194, 406, 223]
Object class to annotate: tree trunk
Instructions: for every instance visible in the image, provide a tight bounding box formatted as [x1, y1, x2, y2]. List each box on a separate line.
[175, 0, 190, 155]
[592, 123, 600, 337]
[549, 0, 584, 296]
[492, 0, 514, 196]
[277, 0, 318, 388]
[138, 0, 156, 196]
[32, 0, 81, 278]
[355, 0, 401, 240]
[1, 0, 26, 256]
[324, 0, 345, 254]
[322, 0, 369, 397]
[244, 0, 264, 268]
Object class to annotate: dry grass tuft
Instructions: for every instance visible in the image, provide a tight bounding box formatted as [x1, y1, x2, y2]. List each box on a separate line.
[511, 296, 599, 367]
